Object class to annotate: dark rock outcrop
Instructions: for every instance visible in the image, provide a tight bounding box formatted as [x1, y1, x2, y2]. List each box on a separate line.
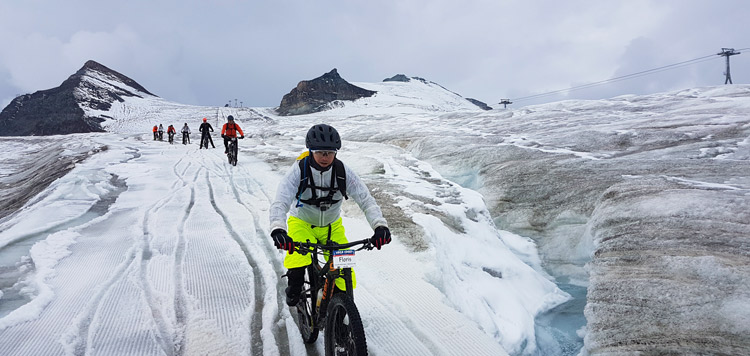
[0, 60, 154, 136]
[383, 74, 410, 82]
[277, 69, 376, 116]
[466, 98, 493, 110]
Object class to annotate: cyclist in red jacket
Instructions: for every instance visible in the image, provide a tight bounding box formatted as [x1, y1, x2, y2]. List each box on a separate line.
[221, 115, 244, 153]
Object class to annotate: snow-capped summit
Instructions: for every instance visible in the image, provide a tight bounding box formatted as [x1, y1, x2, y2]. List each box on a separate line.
[73, 60, 155, 111]
[0, 60, 156, 136]
[313, 76, 489, 115]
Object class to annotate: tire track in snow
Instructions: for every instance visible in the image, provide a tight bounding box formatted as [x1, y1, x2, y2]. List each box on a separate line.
[199, 152, 296, 355]
[204, 169, 266, 356]
[136, 183, 185, 356]
[62, 163, 187, 355]
[132, 150, 203, 356]
[172, 163, 201, 355]
[60, 243, 140, 355]
[222, 160, 294, 355]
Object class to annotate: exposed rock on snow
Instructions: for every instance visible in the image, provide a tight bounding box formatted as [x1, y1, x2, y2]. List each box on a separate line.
[383, 74, 410, 82]
[466, 98, 493, 110]
[0, 136, 102, 221]
[276, 68, 376, 116]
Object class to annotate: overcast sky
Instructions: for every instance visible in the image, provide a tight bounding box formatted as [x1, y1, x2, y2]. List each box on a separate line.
[2, 0, 749, 110]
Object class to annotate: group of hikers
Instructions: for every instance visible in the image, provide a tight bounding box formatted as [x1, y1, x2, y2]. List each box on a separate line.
[151, 115, 244, 152]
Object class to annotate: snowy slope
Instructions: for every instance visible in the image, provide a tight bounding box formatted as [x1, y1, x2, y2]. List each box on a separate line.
[1, 79, 749, 356]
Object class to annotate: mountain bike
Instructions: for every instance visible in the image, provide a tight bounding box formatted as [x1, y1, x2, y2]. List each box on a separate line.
[200, 132, 211, 149]
[158, 131, 164, 141]
[168, 131, 175, 144]
[226, 136, 243, 166]
[182, 132, 190, 145]
[290, 238, 373, 356]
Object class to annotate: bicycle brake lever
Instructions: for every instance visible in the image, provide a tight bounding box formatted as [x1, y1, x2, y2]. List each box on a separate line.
[296, 245, 309, 256]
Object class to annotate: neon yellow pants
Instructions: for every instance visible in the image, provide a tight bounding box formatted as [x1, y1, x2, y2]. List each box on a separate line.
[285, 216, 356, 290]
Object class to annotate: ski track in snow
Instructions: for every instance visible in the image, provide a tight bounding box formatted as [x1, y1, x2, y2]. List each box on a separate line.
[0, 134, 511, 356]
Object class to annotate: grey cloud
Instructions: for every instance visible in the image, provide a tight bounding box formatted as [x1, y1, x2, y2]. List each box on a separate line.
[1, 1, 750, 109]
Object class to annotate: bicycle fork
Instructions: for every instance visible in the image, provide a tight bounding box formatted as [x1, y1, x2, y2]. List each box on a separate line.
[317, 265, 336, 321]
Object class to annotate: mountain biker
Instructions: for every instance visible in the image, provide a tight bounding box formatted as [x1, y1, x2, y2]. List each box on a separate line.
[152, 125, 158, 140]
[221, 115, 244, 154]
[158, 124, 164, 141]
[181, 123, 191, 144]
[167, 125, 176, 143]
[199, 118, 215, 149]
[269, 123, 391, 306]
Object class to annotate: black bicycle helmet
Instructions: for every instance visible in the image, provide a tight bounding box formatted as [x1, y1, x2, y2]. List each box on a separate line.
[306, 124, 341, 150]
[227, 115, 234, 121]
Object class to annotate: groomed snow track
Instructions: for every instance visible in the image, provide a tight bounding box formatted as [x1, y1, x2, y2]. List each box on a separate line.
[0, 134, 511, 356]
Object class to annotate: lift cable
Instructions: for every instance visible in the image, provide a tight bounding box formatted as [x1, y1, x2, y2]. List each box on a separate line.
[508, 52, 738, 104]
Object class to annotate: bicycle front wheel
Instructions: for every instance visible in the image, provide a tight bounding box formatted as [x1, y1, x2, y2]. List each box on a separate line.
[325, 293, 367, 356]
[297, 265, 319, 343]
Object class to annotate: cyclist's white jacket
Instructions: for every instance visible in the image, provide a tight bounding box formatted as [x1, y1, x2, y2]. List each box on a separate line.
[270, 159, 388, 232]
[181, 126, 190, 134]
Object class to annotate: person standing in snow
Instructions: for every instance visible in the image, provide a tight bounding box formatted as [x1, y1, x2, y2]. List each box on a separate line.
[269, 123, 392, 306]
[199, 118, 215, 149]
[158, 124, 164, 141]
[152, 125, 158, 140]
[181, 123, 191, 145]
[220, 115, 244, 154]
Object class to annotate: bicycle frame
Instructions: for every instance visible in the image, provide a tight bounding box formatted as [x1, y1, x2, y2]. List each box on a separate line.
[227, 137, 240, 165]
[200, 132, 211, 148]
[296, 239, 371, 321]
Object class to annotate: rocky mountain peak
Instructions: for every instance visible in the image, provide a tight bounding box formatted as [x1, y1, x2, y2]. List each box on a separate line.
[0, 60, 155, 136]
[383, 74, 410, 82]
[75, 60, 154, 96]
[277, 68, 377, 116]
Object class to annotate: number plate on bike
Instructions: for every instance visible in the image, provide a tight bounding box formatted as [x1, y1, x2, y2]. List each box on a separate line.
[332, 250, 356, 268]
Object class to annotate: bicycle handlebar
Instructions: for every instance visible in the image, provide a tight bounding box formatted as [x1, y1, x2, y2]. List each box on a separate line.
[294, 238, 373, 254]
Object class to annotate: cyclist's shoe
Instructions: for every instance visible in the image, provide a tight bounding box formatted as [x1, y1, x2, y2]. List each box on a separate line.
[285, 287, 300, 306]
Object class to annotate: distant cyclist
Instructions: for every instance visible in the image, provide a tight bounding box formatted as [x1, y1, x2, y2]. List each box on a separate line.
[158, 124, 164, 141]
[181, 123, 191, 145]
[199, 118, 215, 149]
[221, 115, 244, 154]
[167, 125, 176, 144]
[269, 124, 391, 306]
[152, 125, 158, 140]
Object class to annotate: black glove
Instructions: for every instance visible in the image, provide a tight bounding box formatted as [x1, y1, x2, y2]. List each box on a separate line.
[370, 226, 392, 250]
[221, 134, 227, 139]
[271, 229, 295, 254]
[240, 136, 244, 139]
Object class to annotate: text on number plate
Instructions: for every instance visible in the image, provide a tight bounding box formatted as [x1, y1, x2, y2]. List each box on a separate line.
[332, 250, 356, 268]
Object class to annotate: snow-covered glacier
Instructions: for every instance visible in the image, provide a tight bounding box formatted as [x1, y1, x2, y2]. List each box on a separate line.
[1, 72, 748, 355]
[330, 85, 750, 355]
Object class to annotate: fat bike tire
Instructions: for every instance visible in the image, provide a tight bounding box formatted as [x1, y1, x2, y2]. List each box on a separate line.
[325, 293, 367, 356]
[297, 265, 319, 343]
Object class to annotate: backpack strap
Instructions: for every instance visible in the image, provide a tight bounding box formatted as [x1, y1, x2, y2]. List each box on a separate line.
[294, 152, 347, 209]
[332, 159, 348, 200]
